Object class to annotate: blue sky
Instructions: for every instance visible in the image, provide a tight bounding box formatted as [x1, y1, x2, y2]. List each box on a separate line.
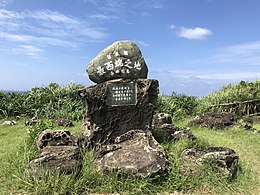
[0, 0, 259, 96]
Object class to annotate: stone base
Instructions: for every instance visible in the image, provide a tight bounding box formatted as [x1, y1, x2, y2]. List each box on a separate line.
[79, 79, 159, 148]
[96, 130, 170, 177]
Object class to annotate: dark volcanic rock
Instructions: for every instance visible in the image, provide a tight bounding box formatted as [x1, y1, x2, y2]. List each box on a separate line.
[25, 117, 38, 126]
[35, 129, 79, 150]
[152, 113, 196, 143]
[56, 118, 73, 127]
[96, 130, 170, 177]
[29, 146, 82, 179]
[86, 40, 148, 84]
[190, 112, 236, 128]
[79, 78, 159, 148]
[152, 123, 196, 143]
[153, 113, 172, 125]
[181, 146, 239, 179]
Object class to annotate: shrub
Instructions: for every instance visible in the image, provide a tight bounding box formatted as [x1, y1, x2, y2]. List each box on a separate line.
[0, 82, 85, 120]
[155, 92, 197, 120]
[196, 80, 260, 116]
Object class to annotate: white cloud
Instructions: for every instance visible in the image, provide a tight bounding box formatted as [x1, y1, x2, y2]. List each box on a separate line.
[88, 13, 118, 20]
[0, 0, 12, 7]
[177, 27, 212, 40]
[0, 8, 109, 55]
[191, 40, 260, 66]
[30, 10, 80, 25]
[14, 45, 44, 58]
[167, 25, 176, 30]
[150, 68, 260, 96]
[137, 0, 165, 9]
[133, 40, 150, 47]
[213, 41, 260, 65]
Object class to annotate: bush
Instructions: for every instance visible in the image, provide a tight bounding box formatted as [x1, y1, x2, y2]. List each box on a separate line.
[0, 82, 85, 120]
[155, 92, 198, 120]
[196, 80, 260, 116]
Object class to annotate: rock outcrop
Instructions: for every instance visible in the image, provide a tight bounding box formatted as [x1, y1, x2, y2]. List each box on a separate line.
[56, 118, 73, 127]
[189, 112, 236, 128]
[29, 130, 82, 179]
[96, 130, 170, 177]
[181, 146, 239, 179]
[152, 113, 196, 143]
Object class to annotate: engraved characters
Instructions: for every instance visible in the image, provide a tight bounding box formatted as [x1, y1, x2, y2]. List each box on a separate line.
[96, 50, 142, 76]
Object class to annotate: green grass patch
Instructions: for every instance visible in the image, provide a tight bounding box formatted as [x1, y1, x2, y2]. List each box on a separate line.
[1, 119, 260, 194]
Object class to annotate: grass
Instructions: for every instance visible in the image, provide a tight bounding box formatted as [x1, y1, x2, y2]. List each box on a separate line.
[0, 118, 260, 194]
[177, 119, 260, 194]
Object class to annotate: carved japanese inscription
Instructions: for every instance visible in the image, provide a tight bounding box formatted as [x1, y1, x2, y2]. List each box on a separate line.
[106, 82, 136, 106]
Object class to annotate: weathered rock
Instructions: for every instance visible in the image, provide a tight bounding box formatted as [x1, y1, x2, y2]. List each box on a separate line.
[86, 40, 148, 84]
[2, 120, 18, 126]
[181, 146, 239, 179]
[56, 118, 73, 127]
[240, 124, 260, 133]
[29, 146, 82, 179]
[96, 130, 170, 177]
[35, 129, 79, 150]
[171, 127, 197, 142]
[153, 113, 172, 125]
[189, 112, 236, 128]
[79, 79, 159, 148]
[25, 117, 38, 126]
[243, 116, 260, 124]
[152, 123, 196, 143]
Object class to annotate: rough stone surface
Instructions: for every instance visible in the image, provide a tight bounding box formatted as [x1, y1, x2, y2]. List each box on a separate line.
[240, 124, 260, 133]
[56, 118, 73, 127]
[181, 146, 239, 179]
[152, 113, 196, 143]
[152, 123, 196, 143]
[153, 113, 172, 125]
[86, 41, 148, 84]
[25, 117, 38, 126]
[2, 120, 18, 126]
[79, 79, 159, 148]
[96, 130, 170, 177]
[35, 129, 79, 150]
[189, 112, 236, 128]
[29, 146, 82, 179]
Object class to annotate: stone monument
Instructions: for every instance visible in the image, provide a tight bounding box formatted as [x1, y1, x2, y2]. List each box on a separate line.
[80, 40, 170, 177]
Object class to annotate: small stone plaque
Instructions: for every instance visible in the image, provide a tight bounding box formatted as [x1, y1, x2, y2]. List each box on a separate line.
[107, 82, 137, 106]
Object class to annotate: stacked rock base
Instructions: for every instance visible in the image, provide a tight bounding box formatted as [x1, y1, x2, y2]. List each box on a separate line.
[79, 79, 170, 177]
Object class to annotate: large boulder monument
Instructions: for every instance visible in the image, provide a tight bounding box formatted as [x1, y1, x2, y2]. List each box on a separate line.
[80, 40, 170, 177]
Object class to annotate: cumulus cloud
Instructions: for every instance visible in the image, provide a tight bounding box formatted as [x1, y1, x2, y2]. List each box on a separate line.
[177, 27, 212, 40]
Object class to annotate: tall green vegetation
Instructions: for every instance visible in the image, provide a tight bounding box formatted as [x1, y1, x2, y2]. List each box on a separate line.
[196, 80, 260, 116]
[0, 82, 85, 120]
[155, 92, 198, 120]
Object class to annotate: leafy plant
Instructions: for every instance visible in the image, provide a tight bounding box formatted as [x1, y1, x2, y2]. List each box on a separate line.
[0, 82, 85, 120]
[155, 92, 197, 120]
[196, 80, 260, 116]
